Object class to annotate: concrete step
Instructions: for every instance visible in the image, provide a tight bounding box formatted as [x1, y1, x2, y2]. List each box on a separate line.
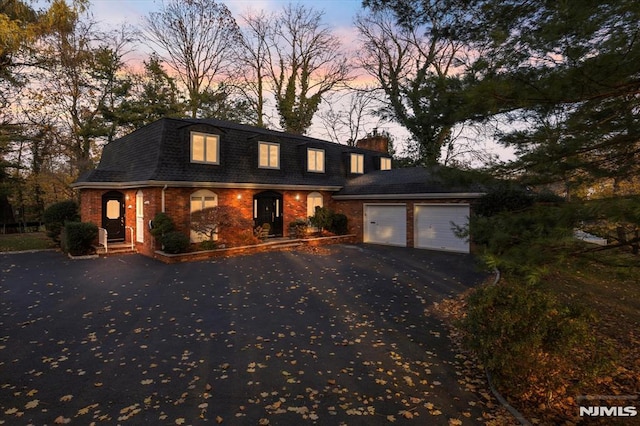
[95, 243, 137, 255]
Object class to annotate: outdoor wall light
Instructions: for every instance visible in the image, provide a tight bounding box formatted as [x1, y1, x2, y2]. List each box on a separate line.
[237, 194, 242, 200]
[295, 194, 300, 201]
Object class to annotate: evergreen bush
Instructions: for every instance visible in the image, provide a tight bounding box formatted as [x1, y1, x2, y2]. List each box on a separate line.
[161, 231, 190, 254]
[329, 213, 348, 235]
[149, 212, 175, 240]
[62, 222, 98, 256]
[309, 207, 349, 235]
[43, 200, 79, 243]
[461, 276, 602, 398]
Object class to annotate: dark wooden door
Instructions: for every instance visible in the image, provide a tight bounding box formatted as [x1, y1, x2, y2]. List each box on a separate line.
[254, 192, 283, 236]
[101, 191, 125, 241]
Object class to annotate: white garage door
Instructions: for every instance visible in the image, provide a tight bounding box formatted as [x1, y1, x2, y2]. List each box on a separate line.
[414, 204, 469, 253]
[364, 204, 406, 246]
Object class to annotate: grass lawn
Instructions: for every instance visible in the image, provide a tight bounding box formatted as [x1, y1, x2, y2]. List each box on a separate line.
[0, 232, 57, 252]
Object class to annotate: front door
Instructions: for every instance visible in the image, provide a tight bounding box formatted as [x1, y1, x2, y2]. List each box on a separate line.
[254, 191, 283, 236]
[102, 191, 125, 241]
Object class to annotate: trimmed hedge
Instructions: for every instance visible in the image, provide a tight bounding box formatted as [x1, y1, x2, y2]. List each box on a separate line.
[43, 200, 79, 243]
[161, 231, 190, 254]
[62, 222, 98, 256]
[309, 207, 349, 235]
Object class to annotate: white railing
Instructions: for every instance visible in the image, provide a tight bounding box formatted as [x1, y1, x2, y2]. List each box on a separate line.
[126, 226, 135, 251]
[98, 228, 108, 253]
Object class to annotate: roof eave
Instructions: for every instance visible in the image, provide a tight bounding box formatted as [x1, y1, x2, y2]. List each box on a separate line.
[332, 192, 486, 200]
[70, 180, 344, 192]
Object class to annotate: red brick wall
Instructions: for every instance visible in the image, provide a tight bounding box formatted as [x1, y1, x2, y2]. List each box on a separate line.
[79, 188, 162, 256]
[82, 187, 337, 256]
[82, 188, 476, 254]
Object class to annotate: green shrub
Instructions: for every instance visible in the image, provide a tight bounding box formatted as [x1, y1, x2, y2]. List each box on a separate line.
[43, 200, 79, 243]
[461, 277, 600, 397]
[329, 213, 348, 235]
[309, 207, 349, 235]
[62, 222, 98, 256]
[150, 212, 175, 240]
[199, 240, 218, 250]
[161, 231, 190, 254]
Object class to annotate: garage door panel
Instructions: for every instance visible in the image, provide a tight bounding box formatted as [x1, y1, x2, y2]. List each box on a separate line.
[415, 205, 469, 253]
[364, 205, 406, 247]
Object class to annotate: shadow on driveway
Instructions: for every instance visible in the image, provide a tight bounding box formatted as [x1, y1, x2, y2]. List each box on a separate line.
[0, 244, 507, 425]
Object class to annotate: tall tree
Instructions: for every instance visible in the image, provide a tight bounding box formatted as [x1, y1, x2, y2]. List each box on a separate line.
[27, 1, 136, 174]
[143, 0, 242, 118]
[319, 88, 383, 146]
[237, 10, 272, 128]
[266, 4, 351, 134]
[1, 0, 41, 84]
[120, 53, 185, 129]
[355, 7, 468, 165]
[469, 0, 640, 191]
[366, 0, 640, 187]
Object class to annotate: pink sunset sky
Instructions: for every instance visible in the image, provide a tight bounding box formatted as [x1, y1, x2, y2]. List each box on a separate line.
[33, 0, 515, 164]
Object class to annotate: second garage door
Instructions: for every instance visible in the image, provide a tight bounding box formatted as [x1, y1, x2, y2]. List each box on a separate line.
[414, 204, 469, 253]
[364, 204, 406, 247]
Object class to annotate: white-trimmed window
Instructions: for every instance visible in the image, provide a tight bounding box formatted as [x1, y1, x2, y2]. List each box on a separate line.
[307, 192, 324, 218]
[307, 148, 325, 173]
[190, 190, 218, 242]
[380, 157, 392, 170]
[259, 142, 280, 169]
[350, 153, 364, 174]
[191, 132, 219, 164]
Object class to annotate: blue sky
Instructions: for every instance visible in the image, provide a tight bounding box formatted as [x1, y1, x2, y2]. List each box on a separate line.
[87, 0, 365, 33]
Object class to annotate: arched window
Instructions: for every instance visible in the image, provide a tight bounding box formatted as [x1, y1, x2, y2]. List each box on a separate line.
[190, 190, 218, 242]
[307, 192, 323, 218]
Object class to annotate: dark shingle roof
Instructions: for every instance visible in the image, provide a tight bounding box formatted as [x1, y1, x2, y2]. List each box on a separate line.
[74, 118, 389, 188]
[336, 167, 487, 196]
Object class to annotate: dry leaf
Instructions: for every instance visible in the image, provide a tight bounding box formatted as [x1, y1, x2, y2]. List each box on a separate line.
[60, 394, 73, 402]
[25, 400, 39, 409]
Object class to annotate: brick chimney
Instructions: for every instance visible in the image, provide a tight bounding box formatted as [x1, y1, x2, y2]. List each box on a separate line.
[356, 130, 389, 154]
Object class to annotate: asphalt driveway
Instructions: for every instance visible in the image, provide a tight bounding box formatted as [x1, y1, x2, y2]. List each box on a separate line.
[1, 244, 504, 425]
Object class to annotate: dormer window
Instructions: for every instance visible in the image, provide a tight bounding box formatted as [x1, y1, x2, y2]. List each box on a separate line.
[380, 157, 392, 170]
[259, 142, 280, 169]
[350, 153, 364, 174]
[307, 148, 325, 173]
[191, 132, 219, 164]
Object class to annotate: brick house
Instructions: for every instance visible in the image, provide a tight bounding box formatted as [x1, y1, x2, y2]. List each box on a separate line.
[72, 118, 484, 257]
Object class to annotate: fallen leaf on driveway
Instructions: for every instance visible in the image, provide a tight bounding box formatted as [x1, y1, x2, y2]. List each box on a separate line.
[25, 400, 39, 409]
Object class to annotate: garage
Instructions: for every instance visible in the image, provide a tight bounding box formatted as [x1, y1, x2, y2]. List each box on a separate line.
[364, 204, 406, 246]
[414, 204, 470, 253]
